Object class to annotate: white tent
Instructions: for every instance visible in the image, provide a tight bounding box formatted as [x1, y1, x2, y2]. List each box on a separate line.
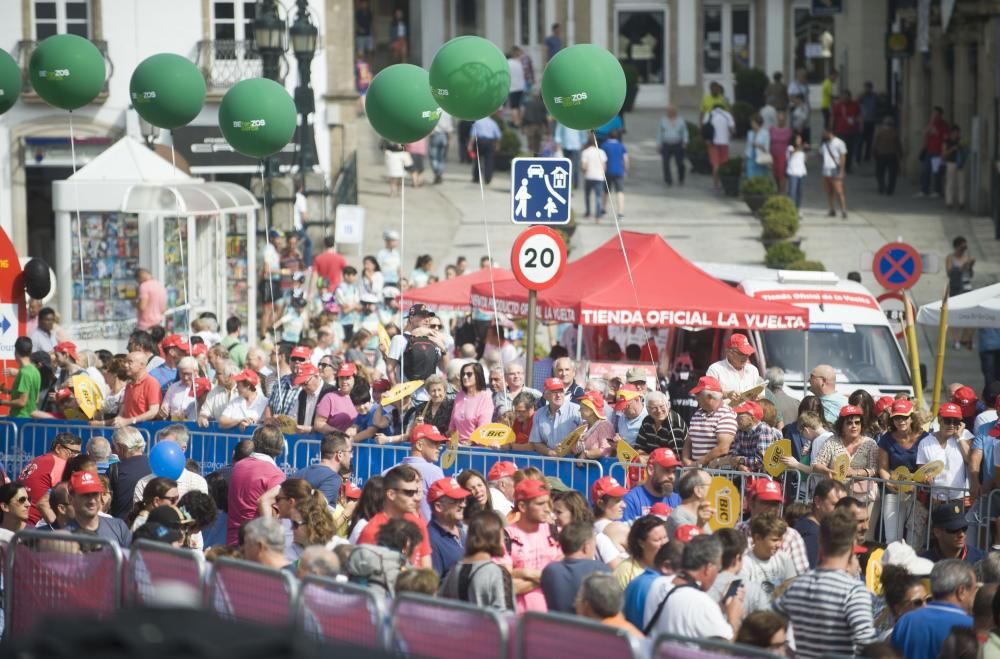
[916, 282, 1000, 328]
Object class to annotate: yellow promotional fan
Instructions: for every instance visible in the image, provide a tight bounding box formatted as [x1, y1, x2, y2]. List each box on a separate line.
[763, 439, 792, 478]
[707, 476, 741, 531]
[376, 323, 392, 354]
[890, 466, 916, 494]
[380, 380, 424, 407]
[62, 407, 87, 421]
[866, 547, 885, 595]
[469, 423, 516, 449]
[913, 460, 944, 483]
[616, 440, 639, 469]
[448, 431, 461, 450]
[440, 447, 458, 470]
[726, 384, 765, 405]
[70, 374, 104, 419]
[831, 453, 851, 482]
[555, 424, 586, 457]
[274, 415, 297, 435]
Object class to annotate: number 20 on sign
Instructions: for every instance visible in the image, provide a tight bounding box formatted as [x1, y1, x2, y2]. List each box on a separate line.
[510, 226, 567, 292]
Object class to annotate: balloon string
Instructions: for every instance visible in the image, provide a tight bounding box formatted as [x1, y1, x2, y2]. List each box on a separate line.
[398, 170, 405, 381]
[69, 112, 86, 305]
[259, 163, 279, 379]
[473, 133, 508, 405]
[591, 130, 653, 368]
[170, 142, 199, 418]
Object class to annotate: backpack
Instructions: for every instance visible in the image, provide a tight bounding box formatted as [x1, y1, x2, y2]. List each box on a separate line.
[456, 562, 515, 611]
[402, 335, 439, 381]
[345, 544, 406, 598]
[701, 111, 715, 142]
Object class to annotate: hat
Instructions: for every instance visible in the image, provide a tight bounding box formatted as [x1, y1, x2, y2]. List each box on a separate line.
[161, 334, 183, 351]
[733, 400, 764, 421]
[411, 423, 448, 444]
[690, 376, 722, 395]
[174, 340, 191, 354]
[839, 404, 864, 418]
[938, 402, 963, 420]
[590, 476, 628, 504]
[359, 292, 380, 305]
[931, 502, 968, 532]
[990, 423, 1000, 438]
[750, 479, 783, 502]
[674, 525, 703, 543]
[53, 341, 78, 362]
[383, 286, 401, 299]
[70, 470, 103, 495]
[407, 303, 435, 318]
[290, 346, 313, 361]
[232, 368, 260, 387]
[952, 386, 978, 417]
[649, 502, 672, 518]
[578, 391, 606, 420]
[342, 482, 363, 500]
[148, 504, 195, 528]
[514, 479, 549, 503]
[293, 362, 319, 386]
[613, 384, 642, 411]
[140, 522, 184, 545]
[853, 545, 868, 555]
[192, 343, 208, 357]
[543, 377, 565, 392]
[649, 447, 681, 469]
[890, 399, 914, 417]
[268, 229, 283, 239]
[881, 540, 935, 576]
[727, 334, 755, 356]
[55, 387, 74, 402]
[625, 367, 647, 384]
[194, 377, 212, 398]
[427, 477, 471, 504]
[874, 396, 895, 416]
[337, 362, 357, 378]
[488, 461, 518, 482]
[383, 229, 400, 241]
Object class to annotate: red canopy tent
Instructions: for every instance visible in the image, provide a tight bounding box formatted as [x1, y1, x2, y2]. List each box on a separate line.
[470, 231, 809, 330]
[402, 267, 514, 311]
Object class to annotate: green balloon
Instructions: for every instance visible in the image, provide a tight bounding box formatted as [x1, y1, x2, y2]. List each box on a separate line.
[429, 36, 510, 121]
[218, 78, 297, 159]
[366, 64, 440, 144]
[130, 54, 206, 129]
[29, 34, 105, 111]
[541, 44, 626, 130]
[0, 49, 20, 115]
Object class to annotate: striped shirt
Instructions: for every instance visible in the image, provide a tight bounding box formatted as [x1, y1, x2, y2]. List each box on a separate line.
[732, 421, 776, 472]
[687, 406, 738, 461]
[773, 568, 877, 658]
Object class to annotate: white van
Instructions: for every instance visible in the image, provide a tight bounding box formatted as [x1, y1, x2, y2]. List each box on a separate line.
[678, 265, 914, 398]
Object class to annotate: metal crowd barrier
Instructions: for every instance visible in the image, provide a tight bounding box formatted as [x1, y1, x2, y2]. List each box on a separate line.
[518, 610, 643, 659]
[389, 592, 511, 659]
[127, 539, 207, 607]
[207, 556, 298, 627]
[294, 576, 387, 649]
[13, 421, 150, 478]
[654, 633, 777, 657]
[0, 421, 18, 481]
[3, 530, 123, 640]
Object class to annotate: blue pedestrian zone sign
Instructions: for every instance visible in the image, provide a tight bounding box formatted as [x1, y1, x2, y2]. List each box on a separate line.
[510, 157, 572, 224]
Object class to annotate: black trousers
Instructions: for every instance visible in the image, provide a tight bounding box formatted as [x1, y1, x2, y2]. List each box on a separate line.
[472, 138, 497, 184]
[875, 156, 899, 194]
[661, 143, 685, 184]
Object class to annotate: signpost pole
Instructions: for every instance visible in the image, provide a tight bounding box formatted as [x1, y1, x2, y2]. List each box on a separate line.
[525, 289, 537, 387]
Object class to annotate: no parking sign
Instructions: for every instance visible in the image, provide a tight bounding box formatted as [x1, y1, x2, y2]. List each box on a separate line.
[872, 242, 922, 291]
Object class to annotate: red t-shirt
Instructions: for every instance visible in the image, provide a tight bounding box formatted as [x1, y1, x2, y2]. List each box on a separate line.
[357, 511, 432, 566]
[19, 453, 66, 524]
[121, 373, 162, 419]
[313, 251, 347, 291]
[926, 116, 950, 155]
[832, 101, 860, 135]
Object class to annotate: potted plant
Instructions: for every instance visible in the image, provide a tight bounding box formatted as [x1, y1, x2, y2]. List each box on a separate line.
[495, 123, 523, 171]
[740, 175, 778, 214]
[620, 61, 640, 112]
[718, 157, 742, 197]
[731, 100, 754, 137]
[760, 208, 799, 246]
[785, 259, 827, 271]
[734, 67, 769, 108]
[765, 242, 806, 269]
[685, 121, 711, 175]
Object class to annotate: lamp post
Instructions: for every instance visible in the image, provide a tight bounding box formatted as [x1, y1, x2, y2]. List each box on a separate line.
[290, 0, 319, 173]
[253, 1, 286, 82]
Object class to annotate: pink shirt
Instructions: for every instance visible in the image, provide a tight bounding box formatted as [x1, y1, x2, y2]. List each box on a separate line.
[315, 391, 357, 431]
[449, 391, 494, 441]
[405, 137, 428, 156]
[226, 454, 286, 545]
[504, 523, 563, 612]
[137, 278, 167, 330]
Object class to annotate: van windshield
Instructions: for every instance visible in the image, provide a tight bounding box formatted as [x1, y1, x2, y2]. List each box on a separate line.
[761, 325, 911, 386]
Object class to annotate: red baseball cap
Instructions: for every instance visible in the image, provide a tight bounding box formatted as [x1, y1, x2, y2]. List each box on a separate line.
[514, 479, 549, 503]
[675, 525, 703, 543]
[337, 362, 357, 378]
[839, 404, 864, 418]
[342, 482, 363, 500]
[54, 341, 78, 362]
[191, 343, 208, 357]
[427, 477, 471, 504]
[232, 368, 260, 387]
[411, 423, 448, 443]
[890, 399, 914, 417]
[613, 384, 642, 411]
[690, 376, 722, 395]
[733, 400, 764, 421]
[543, 377, 565, 392]
[488, 461, 518, 482]
[70, 470, 103, 495]
[174, 340, 191, 354]
[194, 377, 212, 397]
[55, 388, 73, 402]
[161, 334, 183, 350]
[874, 396, 895, 416]
[649, 447, 681, 468]
[649, 502, 672, 518]
[290, 346, 313, 361]
[293, 362, 319, 386]
[938, 402, 963, 420]
[751, 479, 783, 502]
[727, 334, 755, 356]
[579, 390, 607, 419]
[952, 386, 978, 417]
[590, 476, 628, 504]
[989, 423, 1000, 438]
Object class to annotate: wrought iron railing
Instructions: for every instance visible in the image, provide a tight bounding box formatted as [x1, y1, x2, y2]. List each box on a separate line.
[331, 151, 358, 207]
[13, 39, 114, 96]
[195, 40, 288, 89]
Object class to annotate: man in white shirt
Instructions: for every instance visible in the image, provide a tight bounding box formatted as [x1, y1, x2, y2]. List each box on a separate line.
[580, 141, 607, 218]
[219, 369, 268, 430]
[487, 461, 517, 516]
[706, 334, 764, 400]
[377, 230, 401, 286]
[820, 127, 849, 218]
[134, 426, 209, 502]
[917, 402, 971, 503]
[198, 360, 239, 427]
[703, 103, 736, 190]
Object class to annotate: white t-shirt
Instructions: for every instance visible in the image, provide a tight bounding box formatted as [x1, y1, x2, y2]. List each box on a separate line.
[706, 358, 764, 396]
[489, 487, 513, 516]
[916, 434, 969, 501]
[975, 410, 997, 432]
[594, 518, 628, 565]
[580, 146, 608, 181]
[738, 550, 797, 614]
[134, 469, 209, 503]
[162, 381, 198, 421]
[644, 579, 733, 640]
[200, 385, 238, 421]
[704, 109, 735, 146]
[508, 58, 525, 92]
[820, 137, 848, 174]
[293, 192, 307, 230]
[377, 247, 400, 284]
[221, 392, 268, 424]
[787, 148, 808, 177]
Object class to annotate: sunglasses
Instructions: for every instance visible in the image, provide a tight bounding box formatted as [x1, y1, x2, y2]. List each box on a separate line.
[461, 372, 475, 378]
[319, 363, 334, 369]
[428, 324, 443, 329]
[944, 526, 968, 534]
[393, 488, 420, 498]
[12, 496, 28, 504]
[164, 495, 179, 504]
[290, 519, 306, 530]
[845, 418, 862, 426]
[290, 357, 306, 363]
[909, 596, 932, 607]
[941, 418, 962, 426]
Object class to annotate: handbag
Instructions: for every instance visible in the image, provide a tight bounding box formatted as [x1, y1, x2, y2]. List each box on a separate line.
[755, 150, 774, 166]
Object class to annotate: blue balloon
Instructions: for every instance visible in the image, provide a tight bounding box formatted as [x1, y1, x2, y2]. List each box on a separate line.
[149, 441, 185, 480]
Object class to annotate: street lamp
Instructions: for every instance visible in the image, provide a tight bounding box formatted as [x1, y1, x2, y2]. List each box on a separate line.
[289, 0, 319, 172]
[253, 1, 286, 81]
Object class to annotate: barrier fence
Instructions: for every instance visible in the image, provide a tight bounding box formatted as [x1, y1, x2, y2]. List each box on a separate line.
[294, 577, 387, 649]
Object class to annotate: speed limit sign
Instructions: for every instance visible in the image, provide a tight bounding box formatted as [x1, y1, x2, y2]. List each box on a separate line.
[510, 226, 567, 291]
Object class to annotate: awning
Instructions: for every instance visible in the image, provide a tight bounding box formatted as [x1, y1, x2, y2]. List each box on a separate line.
[916, 282, 1000, 328]
[121, 182, 259, 216]
[404, 267, 514, 311]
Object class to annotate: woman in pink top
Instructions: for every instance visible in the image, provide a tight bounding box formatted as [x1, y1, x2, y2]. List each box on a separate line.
[405, 137, 429, 187]
[769, 112, 794, 194]
[449, 362, 494, 443]
[314, 362, 360, 433]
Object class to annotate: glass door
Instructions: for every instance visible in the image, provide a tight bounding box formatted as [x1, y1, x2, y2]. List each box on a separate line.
[703, 3, 752, 101]
[160, 215, 190, 333]
[616, 7, 669, 107]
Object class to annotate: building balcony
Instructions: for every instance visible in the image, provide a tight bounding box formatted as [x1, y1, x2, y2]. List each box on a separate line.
[13, 39, 114, 102]
[195, 40, 287, 95]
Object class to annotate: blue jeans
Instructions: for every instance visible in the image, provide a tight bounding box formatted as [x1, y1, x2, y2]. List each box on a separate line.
[429, 132, 449, 176]
[920, 155, 942, 195]
[787, 176, 804, 209]
[564, 149, 581, 188]
[584, 179, 603, 216]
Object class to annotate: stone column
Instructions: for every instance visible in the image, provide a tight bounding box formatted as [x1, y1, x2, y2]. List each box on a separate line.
[323, 0, 358, 182]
